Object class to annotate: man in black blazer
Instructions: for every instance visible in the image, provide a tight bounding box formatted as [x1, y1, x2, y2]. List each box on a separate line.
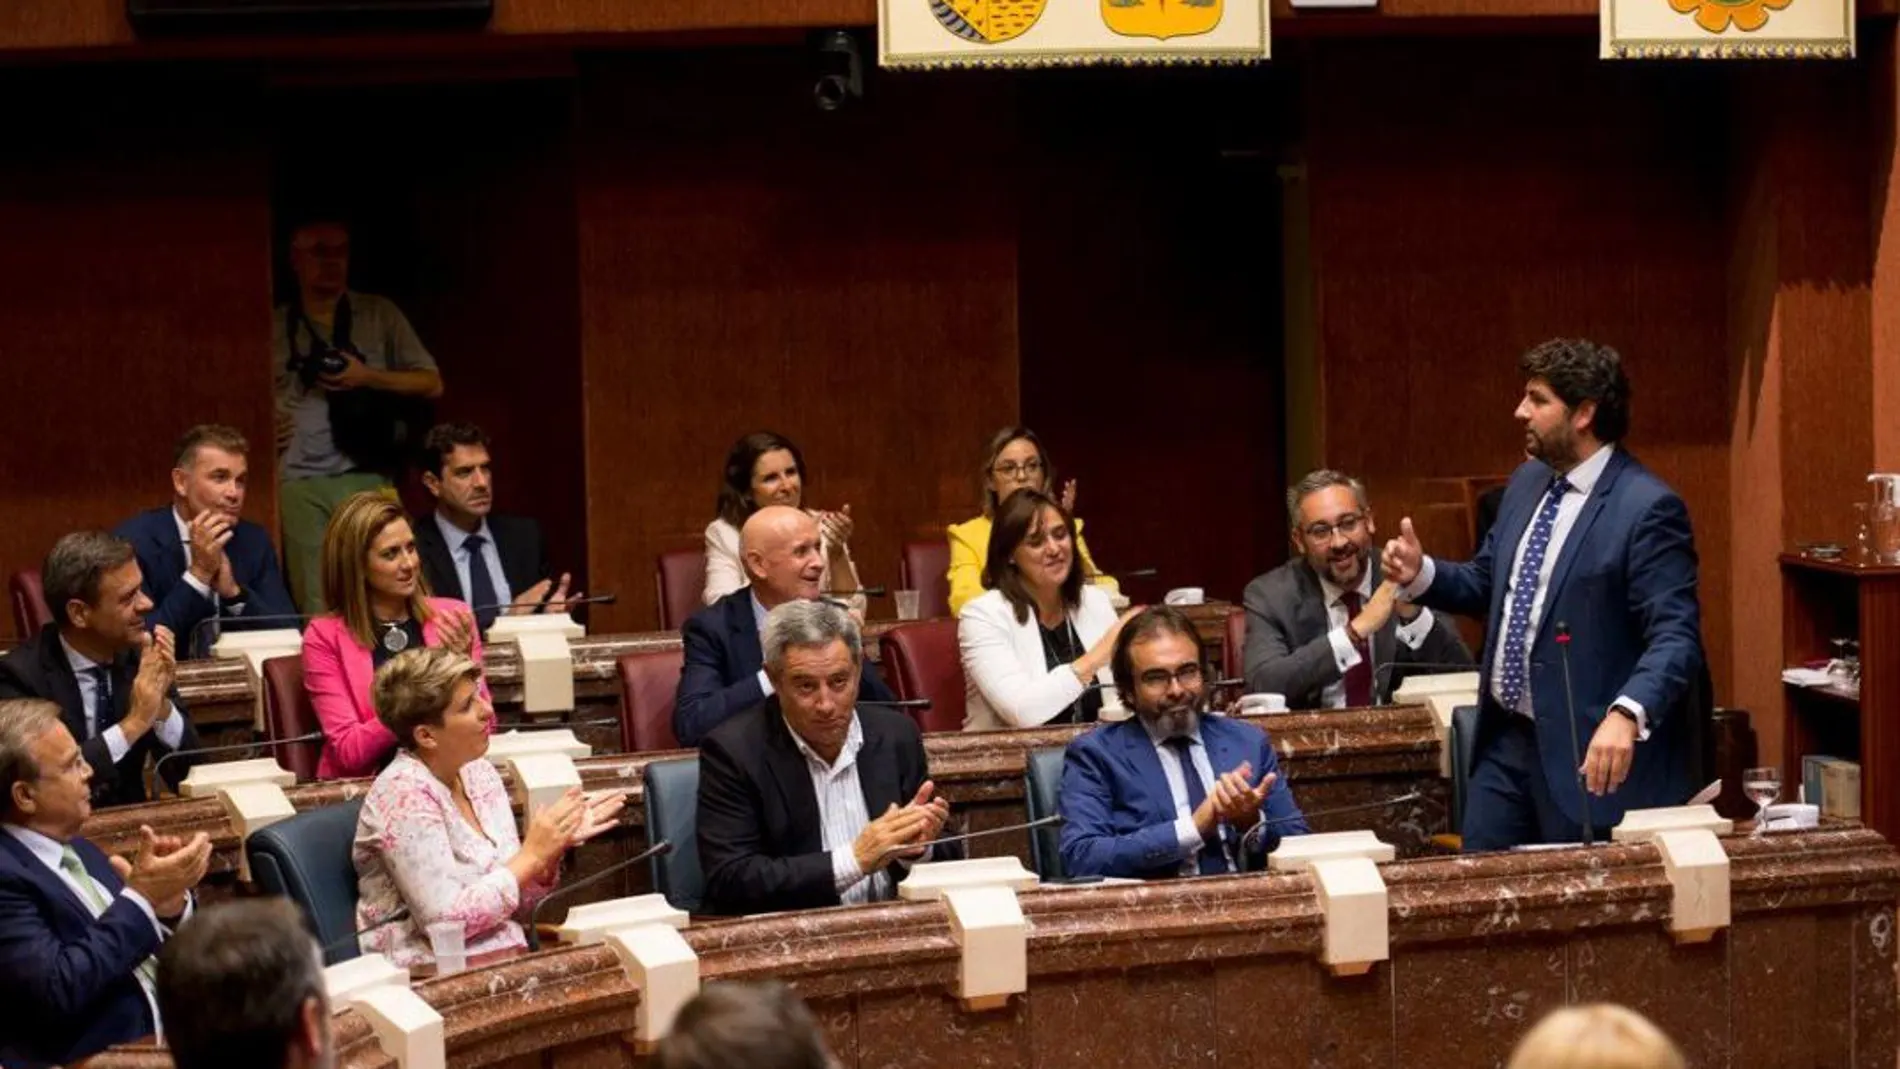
[0, 532, 201, 807]
[675, 506, 896, 747]
[114, 425, 297, 656]
[414, 422, 573, 631]
[1243, 470, 1472, 709]
[698, 599, 953, 917]
[0, 698, 212, 1068]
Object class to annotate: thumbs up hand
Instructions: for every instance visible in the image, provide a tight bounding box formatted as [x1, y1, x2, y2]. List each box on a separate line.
[1381, 517, 1425, 586]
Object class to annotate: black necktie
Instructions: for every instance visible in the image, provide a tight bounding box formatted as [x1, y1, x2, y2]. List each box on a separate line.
[463, 534, 500, 631]
[1164, 737, 1229, 876]
[88, 667, 113, 736]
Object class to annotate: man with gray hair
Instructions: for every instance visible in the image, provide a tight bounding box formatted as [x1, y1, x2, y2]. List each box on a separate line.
[696, 598, 954, 916]
[1242, 470, 1471, 709]
[0, 531, 201, 805]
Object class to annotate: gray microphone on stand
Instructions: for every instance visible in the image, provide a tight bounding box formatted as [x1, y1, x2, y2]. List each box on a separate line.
[1555, 622, 1596, 847]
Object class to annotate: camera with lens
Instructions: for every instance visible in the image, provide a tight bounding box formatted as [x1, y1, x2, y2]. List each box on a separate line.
[290, 342, 353, 390]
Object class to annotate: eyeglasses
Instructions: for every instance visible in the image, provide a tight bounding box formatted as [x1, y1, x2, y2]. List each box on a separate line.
[993, 459, 1045, 480]
[1136, 663, 1204, 689]
[1302, 513, 1366, 543]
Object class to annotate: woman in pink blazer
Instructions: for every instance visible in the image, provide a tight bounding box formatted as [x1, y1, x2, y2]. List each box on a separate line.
[304, 491, 487, 779]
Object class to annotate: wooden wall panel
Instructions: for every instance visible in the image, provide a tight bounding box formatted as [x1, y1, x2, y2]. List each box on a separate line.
[576, 53, 1022, 632]
[0, 72, 273, 643]
[1305, 40, 1735, 698]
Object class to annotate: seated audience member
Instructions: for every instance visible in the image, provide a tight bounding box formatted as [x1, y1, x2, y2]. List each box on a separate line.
[676, 506, 897, 748]
[0, 698, 211, 1068]
[1060, 607, 1307, 879]
[1507, 1003, 1685, 1069]
[353, 648, 624, 966]
[414, 422, 577, 632]
[1243, 470, 1472, 708]
[947, 427, 1117, 617]
[959, 489, 1138, 732]
[0, 532, 201, 805]
[115, 424, 296, 654]
[156, 899, 332, 1069]
[652, 982, 837, 1069]
[697, 599, 954, 917]
[702, 431, 861, 607]
[303, 492, 485, 780]
[275, 216, 445, 616]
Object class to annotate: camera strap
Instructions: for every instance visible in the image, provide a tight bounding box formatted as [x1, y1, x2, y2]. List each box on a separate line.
[284, 292, 356, 370]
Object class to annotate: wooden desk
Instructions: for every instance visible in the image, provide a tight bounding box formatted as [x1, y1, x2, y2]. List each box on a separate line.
[87, 827, 1900, 1069]
[80, 701, 1446, 908]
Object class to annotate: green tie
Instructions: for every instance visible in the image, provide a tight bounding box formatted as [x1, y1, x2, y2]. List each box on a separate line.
[60, 845, 158, 990]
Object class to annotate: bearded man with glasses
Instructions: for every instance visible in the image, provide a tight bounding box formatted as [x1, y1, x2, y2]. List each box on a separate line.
[1241, 470, 1472, 709]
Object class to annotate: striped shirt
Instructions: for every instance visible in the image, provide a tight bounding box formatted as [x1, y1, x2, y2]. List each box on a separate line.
[786, 712, 889, 905]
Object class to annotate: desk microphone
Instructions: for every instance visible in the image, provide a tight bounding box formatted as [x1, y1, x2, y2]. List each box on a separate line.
[1555, 623, 1596, 847]
[467, 593, 619, 622]
[886, 814, 1062, 860]
[153, 730, 325, 784]
[324, 906, 412, 956]
[1238, 790, 1428, 854]
[525, 839, 674, 951]
[857, 698, 932, 711]
[493, 716, 622, 732]
[1117, 568, 1160, 580]
[1370, 660, 1481, 707]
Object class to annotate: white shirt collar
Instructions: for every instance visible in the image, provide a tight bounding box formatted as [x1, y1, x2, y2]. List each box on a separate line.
[434, 510, 494, 555]
[1316, 564, 1374, 610]
[59, 633, 106, 674]
[750, 590, 771, 634]
[171, 505, 193, 546]
[787, 711, 865, 778]
[3, 823, 68, 869]
[1557, 442, 1616, 495]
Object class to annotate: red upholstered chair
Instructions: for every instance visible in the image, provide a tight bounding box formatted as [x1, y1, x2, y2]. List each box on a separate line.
[261, 654, 324, 783]
[617, 647, 686, 753]
[878, 619, 966, 735]
[898, 540, 951, 621]
[9, 568, 51, 640]
[654, 549, 708, 631]
[1223, 605, 1246, 682]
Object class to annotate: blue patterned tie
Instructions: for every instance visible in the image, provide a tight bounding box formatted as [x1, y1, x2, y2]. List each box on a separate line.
[1497, 476, 1572, 712]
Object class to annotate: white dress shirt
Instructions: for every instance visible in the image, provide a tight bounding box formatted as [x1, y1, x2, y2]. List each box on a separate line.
[1405, 445, 1647, 735]
[433, 511, 513, 606]
[60, 637, 186, 764]
[3, 824, 176, 1035]
[1318, 569, 1436, 710]
[785, 712, 889, 905]
[1137, 714, 1233, 876]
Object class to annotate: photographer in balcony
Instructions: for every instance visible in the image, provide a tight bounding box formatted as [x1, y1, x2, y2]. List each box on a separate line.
[272, 216, 444, 615]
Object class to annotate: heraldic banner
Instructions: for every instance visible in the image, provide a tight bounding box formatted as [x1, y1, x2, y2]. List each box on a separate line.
[1601, 0, 1852, 58]
[880, 0, 1270, 70]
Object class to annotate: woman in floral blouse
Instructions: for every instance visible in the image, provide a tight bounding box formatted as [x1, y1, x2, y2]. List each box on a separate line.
[351, 647, 624, 965]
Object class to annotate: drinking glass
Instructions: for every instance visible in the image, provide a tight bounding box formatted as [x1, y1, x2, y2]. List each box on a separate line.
[427, 920, 467, 975]
[1743, 766, 1781, 837]
[894, 589, 922, 621]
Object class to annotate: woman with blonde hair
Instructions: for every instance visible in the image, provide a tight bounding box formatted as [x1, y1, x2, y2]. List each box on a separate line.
[353, 647, 624, 965]
[946, 427, 1117, 617]
[302, 491, 485, 779]
[1507, 1003, 1686, 1069]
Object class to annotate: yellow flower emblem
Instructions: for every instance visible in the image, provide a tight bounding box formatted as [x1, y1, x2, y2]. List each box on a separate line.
[1668, 0, 1792, 34]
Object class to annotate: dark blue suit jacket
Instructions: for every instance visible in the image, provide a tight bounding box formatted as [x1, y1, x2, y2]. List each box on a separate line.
[1058, 715, 1308, 880]
[673, 591, 896, 747]
[0, 830, 162, 1068]
[1418, 450, 1706, 828]
[113, 506, 297, 653]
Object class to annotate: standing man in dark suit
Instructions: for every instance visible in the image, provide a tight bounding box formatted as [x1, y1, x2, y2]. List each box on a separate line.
[1061, 607, 1307, 880]
[115, 425, 297, 656]
[414, 422, 575, 633]
[0, 698, 212, 1068]
[674, 506, 896, 748]
[1242, 470, 1473, 709]
[0, 532, 202, 806]
[696, 599, 953, 917]
[1382, 338, 1706, 850]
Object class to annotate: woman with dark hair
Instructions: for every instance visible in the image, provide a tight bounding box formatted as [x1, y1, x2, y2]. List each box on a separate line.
[946, 427, 1116, 616]
[957, 490, 1138, 732]
[702, 432, 862, 606]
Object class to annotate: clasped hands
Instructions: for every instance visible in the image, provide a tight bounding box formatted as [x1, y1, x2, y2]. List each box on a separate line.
[853, 781, 950, 872]
[1193, 762, 1276, 842]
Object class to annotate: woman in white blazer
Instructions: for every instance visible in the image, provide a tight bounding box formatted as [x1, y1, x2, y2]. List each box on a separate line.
[959, 488, 1138, 731]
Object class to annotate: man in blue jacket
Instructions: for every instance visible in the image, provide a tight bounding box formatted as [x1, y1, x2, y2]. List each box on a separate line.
[115, 425, 296, 656]
[0, 698, 211, 1068]
[1382, 338, 1707, 850]
[1060, 606, 1307, 879]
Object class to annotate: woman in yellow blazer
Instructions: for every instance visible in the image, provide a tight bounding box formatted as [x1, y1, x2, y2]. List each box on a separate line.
[947, 427, 1118, 616]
